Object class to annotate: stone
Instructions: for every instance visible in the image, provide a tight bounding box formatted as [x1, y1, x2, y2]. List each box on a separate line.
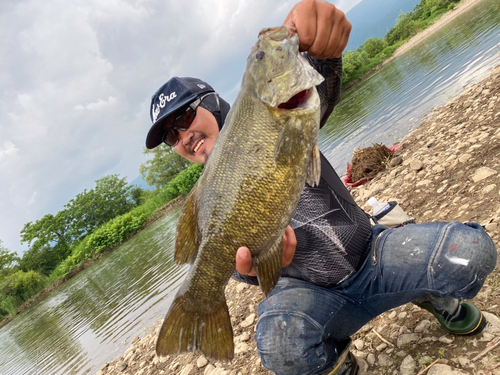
[115, 361, 128, 372]
[197, 356, 208, 368]
[378, 353, 393, 367]
[204, 364, 216, 375]
[367, 353, 376, 366]
[240, 313, 256, 328]
[180, 364, 194, 375]
[439, 335, 455, 344]
[471, 167, 497, 182]
[234, 342, 249, 354]
[482, 184, 497, 194]
[428, 364, 468, 375]
[390, 156, 403, 167]
[410, 159, 424, 171]
[354, 339, 364, 350]
[458, 153, 472, 163]
[400, 355, 415, 375]
[482, 311, 500, 334]
[397, 333, 420, 347]
[414, 320, 431, 333]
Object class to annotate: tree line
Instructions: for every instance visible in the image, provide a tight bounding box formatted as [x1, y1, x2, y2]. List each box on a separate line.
[0, 151, 200, 320]
[342, 0, 461, 87]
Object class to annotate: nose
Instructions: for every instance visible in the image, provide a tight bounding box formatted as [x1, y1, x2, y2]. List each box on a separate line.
[176, 128, 191, 146]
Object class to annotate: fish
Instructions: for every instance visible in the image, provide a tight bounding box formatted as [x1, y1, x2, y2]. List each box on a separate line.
[156, 25, 325, 360]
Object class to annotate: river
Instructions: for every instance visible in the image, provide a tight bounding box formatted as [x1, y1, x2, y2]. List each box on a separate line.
[0, 0, 499, 373]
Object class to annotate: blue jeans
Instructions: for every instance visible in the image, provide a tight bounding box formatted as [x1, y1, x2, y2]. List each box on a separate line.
[255, 222, 497, 375]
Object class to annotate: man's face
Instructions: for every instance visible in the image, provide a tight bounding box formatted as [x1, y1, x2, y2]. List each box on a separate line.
[172, 106, 220, 164]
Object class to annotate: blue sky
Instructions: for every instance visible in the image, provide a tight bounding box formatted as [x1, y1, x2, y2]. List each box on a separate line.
[0, 0, 360, 255]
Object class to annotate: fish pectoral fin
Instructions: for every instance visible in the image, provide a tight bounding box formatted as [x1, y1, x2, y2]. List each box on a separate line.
[274, 119, 305, 165]
[175, 187, 201, 264]
[306, 144, 321, 186]
[253, 237, 283, 296]
[156, 293, 234, 361]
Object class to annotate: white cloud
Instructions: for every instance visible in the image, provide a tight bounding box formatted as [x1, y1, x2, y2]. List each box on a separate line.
[0, 0, 355, 254]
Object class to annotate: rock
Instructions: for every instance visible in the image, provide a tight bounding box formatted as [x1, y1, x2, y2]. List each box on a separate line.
[397, 333, 420, 347]
[180, 364, 194, 375]
[471, 167, 497, 182]
[115, 361, 128, 372]
[236, 283, 248, 292]
[427, 364, 469, 375]
[367, 353, 376, 366]
[197, 356, 208, 368]
[483, 184, 497, 194]
[234, 342, 249, 354]
[240, 313, 256, 328]
[482, 311, 500, 334]
[439, 335, 455, 344]
[354, 339, 364, 350]
[414, 320, 431, 333]
[204, 364, 216, 375]
[237, 332, 251, 342]
[410, 159, 424, 171]
[400, 355, 415, 375]
[458, 153, 472, 163]
[378, 353, 393, 367]
[390, 156, 403, 167]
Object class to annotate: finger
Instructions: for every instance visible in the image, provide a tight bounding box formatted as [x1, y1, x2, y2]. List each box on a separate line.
[325, 14, 351, 59]
[282, 0, 318, 52]
[236, 247, 256, 276]
[282, 226, 297, 267]
[306, 3, 336, 58]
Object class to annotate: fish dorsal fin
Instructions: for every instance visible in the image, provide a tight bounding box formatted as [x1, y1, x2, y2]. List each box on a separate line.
[174, 186, 201, 264]
[306, 144, 321, 186]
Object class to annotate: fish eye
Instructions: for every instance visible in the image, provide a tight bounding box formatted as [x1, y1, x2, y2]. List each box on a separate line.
[256, 51, 265, 60]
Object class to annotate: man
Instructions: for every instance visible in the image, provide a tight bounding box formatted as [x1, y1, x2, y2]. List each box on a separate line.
[145, 1, 497, 374]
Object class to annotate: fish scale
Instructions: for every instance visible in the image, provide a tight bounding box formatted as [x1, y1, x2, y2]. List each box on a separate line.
[156, 25, 324, 360]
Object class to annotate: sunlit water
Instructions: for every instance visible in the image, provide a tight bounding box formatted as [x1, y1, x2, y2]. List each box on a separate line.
[0, 0, 499, 374]
[0, 207, 187, 375]
[320, 0, 500, 172]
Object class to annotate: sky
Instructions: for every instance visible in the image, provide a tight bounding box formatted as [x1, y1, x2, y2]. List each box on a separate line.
[0, 0, 361, 255]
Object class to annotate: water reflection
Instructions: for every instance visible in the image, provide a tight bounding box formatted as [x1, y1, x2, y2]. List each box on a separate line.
[0, 206, 186, 375]
[321, 0, 500, 172]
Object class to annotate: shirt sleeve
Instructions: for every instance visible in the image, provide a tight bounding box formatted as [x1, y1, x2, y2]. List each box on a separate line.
[305, 55, 343, 129]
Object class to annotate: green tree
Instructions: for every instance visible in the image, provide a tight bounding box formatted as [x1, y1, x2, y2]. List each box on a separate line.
[385, 11, 417, 45]
[64, 174, 137, 239]
[140, 145, 191, 190]
[362, 38, 388, 58]
[20, 210, 72, 275]
[0, 240, 19, 277]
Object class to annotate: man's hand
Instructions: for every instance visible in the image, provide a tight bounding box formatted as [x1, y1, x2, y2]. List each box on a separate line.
[235, 225, 297, 277]
[283, 0, 351, 59]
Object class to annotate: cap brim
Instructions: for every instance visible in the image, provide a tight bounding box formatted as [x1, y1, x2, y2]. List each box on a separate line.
[145, 94, 198, 149]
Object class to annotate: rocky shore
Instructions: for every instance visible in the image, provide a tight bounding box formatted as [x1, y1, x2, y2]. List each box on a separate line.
[95, 63, 500, 375]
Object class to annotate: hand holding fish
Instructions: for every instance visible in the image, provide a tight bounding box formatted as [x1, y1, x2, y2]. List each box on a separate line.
[236, 225, 297, 277]
[283, 0, 352, 59]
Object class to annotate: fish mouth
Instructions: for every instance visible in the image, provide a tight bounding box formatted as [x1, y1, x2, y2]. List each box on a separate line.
[277, 89, 313, 110]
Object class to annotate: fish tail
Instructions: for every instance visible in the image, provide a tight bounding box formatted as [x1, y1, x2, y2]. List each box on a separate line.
[156, 294, 234, 360]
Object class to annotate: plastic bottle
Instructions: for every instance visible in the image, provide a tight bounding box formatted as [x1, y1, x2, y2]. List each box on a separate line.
[367, 197, 391, 216]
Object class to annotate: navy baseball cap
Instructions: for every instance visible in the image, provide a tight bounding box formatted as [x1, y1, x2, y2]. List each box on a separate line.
[146, 77, 215, 149]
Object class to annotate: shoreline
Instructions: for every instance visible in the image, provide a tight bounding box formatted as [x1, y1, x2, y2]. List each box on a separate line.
[343, 0, 487, 92]
[0, 196, 185, 330]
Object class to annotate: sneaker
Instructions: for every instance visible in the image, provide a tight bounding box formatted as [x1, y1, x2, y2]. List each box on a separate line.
[418, 301, 486, 336]
[326, 350, 358, 375]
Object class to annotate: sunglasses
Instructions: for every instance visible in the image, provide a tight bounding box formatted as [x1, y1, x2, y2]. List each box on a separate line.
[162, 92, 215, 147]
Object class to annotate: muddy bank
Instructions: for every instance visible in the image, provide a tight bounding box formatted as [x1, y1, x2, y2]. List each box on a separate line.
[96, 65, 500, 374]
